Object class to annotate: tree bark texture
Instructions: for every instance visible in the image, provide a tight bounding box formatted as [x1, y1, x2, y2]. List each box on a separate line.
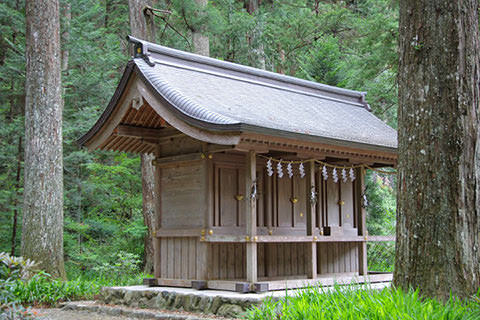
[23, 0, 66, 279]
[192, 0, 209, 56]
[245, 0, 265, 69]
[61, 1, 70, 73]
[394, 0, 480, 300]
[129, 0, 157, 274]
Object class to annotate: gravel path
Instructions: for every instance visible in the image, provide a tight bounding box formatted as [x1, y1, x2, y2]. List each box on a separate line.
[31, 308, 134, 320]
[29, 302, 234, 320]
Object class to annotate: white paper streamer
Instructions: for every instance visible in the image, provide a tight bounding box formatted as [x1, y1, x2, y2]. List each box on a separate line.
[287, 162, 293, 178]
[299, 163, 305, 178]
[277, 160, 284, 178]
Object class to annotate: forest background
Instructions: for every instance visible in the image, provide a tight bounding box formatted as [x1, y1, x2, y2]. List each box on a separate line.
[0, 0, 397, 280]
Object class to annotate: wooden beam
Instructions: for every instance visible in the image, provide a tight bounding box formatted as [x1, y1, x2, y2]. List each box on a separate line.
[245, 150, 257, 284]
[153, 146, 162, 279]
[357, 167, 368, 275]
[116, 124, 164, 140]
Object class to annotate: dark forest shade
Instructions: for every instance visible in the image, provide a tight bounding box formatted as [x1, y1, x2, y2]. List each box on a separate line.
[79, 38, 397, 292]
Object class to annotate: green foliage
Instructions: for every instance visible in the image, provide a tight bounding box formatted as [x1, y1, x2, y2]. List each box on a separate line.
[247, 286, 480, 320]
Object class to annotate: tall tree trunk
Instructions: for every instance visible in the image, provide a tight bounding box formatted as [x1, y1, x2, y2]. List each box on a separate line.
[394, 0, 480, 300]
[128, 0, 157, 274]
[23, 0, 66, 279]
[245, 0, 265, 69]
[61, 1, 71, 73]
[192, 0, 209, 56]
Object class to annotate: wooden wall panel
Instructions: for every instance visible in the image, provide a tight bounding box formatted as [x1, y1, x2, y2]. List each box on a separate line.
[341, 181, 355, 228]
[218, 167, 237, 227]
[316, 242, 359, 275]
[293, 175, 307, 228]
[315, 171, 325, 228]
[326, 177, 340, 227]
[276, 176, 293, 227]
[159, 237, 203, 279]
[161, 163, 205, 228]
[208, 243, 246, 280]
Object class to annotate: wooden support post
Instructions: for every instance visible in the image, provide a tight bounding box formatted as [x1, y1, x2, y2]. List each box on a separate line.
[153, 147, 162, 279]
[306, 160, 317, 279]
[246, 151, 257, 285]
[196, 144, 211, 283]
[357, 167, 368, 275]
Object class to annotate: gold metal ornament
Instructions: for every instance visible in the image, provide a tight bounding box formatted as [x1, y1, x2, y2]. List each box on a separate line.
[245, 236, 250, 241]
[300, 212, 304, 217]
[235, 195, 244, 201]
[290, 197, 298, 204]
[338, 200, 345, 206]
[208, 229, 213, 235]
[200, 229, 206, 236]
[268, 230, 273, 235]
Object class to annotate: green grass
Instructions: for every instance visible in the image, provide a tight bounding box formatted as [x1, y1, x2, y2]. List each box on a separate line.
[246, 285, 480, 320]
[1, 272, 144, 306]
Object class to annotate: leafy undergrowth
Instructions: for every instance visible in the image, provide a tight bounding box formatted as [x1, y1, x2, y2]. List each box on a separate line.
[246, 285, 480, 320]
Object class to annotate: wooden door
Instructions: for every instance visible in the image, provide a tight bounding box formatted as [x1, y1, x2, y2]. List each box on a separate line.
[340, 180, 355, 228]
[276, 175, 293, 227]
[326, 176, 340, 227]
[293, 175, 306, 227]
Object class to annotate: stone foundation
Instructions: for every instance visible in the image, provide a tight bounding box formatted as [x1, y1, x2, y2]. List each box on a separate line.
[99, 286, 262, 318]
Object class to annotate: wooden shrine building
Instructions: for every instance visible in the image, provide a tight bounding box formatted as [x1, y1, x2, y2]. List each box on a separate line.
[79, 36, 397, 292]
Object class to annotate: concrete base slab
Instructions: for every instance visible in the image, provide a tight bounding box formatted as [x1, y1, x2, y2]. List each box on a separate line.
[99, 275, 391, 318]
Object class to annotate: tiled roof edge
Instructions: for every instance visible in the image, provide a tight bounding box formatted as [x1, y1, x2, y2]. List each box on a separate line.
[127, 35, 371, 111]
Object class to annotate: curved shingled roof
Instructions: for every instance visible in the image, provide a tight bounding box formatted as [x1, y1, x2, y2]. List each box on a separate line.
[79, 36, 397, 152]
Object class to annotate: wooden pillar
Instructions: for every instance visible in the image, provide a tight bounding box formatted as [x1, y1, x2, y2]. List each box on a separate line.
[245, 151, 257, 283]
[306, 160, 317, 279]
[196, 147, 212, 282]
[153, 147, 162, 279]
[357, 167, 368, 275]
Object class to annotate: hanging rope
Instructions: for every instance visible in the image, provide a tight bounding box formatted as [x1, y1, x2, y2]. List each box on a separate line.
[257, 154, 397, 175]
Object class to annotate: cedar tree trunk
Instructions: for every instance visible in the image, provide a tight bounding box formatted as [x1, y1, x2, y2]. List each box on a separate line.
[394, 0, 480, 300]
[192, 0, 209, 56]
[23, 0, 66, 279]
[129, 0, 157, 274]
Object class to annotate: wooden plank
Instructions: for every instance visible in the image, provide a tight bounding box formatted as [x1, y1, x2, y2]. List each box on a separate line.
[205, 152, 214, 231]
[245, 151, 257, 283]
[214, 165, 220, 227]
[326, 176, 340, 227]
[211, 243, 219, 280]
[357, 167, 368, 275]
[188, 238, 196, 279]
[306, 242, 317, 279]
[155, 228, 201, 237]
[306, 161, 316, 235]
[341, 180, 355, 228]
[227, 243, 235, 279]
[156, 278, 192, 288]
[174, 238, 181, 279]
[235, 244, 243, 279]
[167, 238, 174, 278]
[278, 243, 284, 276]
[206, 280, 238, 291]
[285, 243, 292, 275]
[220, 244, 227, 279]
[152, 152, 203, 167]
[219, 167, 237, 227]
[182, 238, 189, 279]
[153, 150, 162, 278]
[237, 168, 246, 227]
[116, 124, 164, 139]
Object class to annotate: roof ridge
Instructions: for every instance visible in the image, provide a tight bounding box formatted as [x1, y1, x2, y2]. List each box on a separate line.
[127, 36, 371, 111]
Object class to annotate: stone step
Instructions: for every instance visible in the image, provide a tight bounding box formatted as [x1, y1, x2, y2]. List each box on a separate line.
[61, 301, 233, 320]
